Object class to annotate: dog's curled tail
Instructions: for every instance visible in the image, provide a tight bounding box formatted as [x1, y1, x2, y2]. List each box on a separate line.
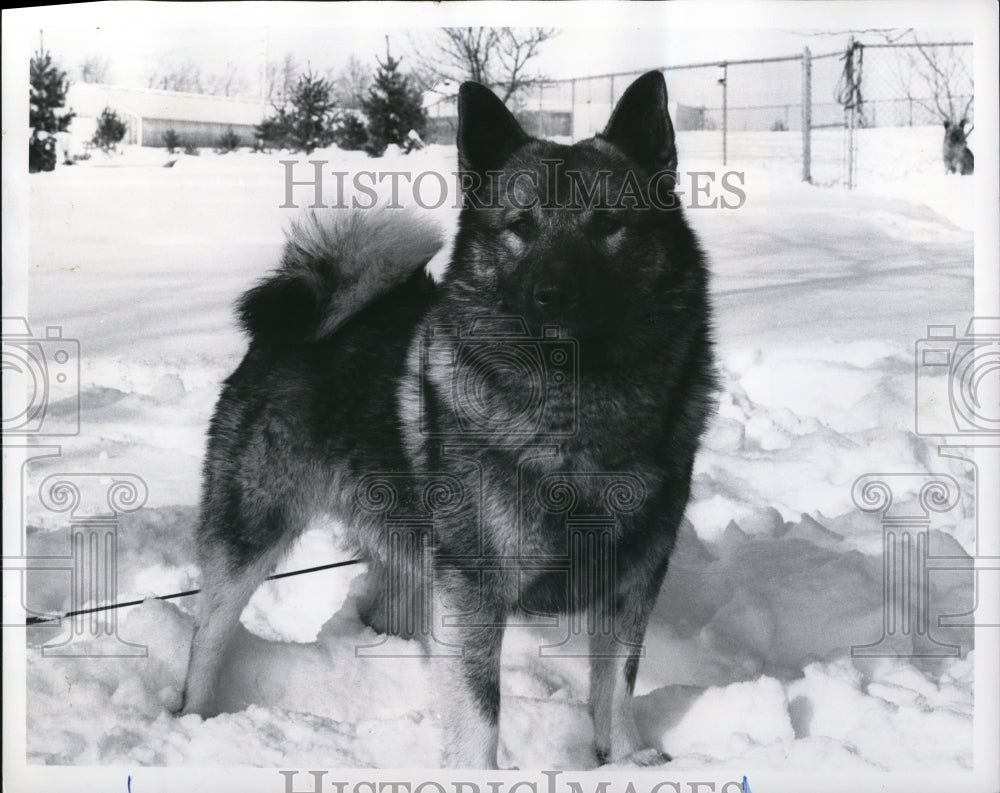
[237, 208, 444, 344]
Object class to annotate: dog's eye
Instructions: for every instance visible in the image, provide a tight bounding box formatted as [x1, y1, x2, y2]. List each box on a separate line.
[505, 213, 534, 238]
[591, 213, 624, 236]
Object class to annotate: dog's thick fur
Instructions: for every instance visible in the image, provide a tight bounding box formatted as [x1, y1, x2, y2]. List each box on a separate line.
[943, 119, 974, 175]
[180, 71, 716, 768]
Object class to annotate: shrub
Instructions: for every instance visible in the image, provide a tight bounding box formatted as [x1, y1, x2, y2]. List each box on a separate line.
[91, 106, 127, 153]
[215, 127, 241, 153]
[332, 112, 368, 151]
[183, 143, 200, 156]
[254, 110, 291, 151]
[163, 128, 182, 153]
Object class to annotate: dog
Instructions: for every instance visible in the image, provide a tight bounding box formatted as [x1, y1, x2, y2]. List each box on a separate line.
[943, 119, 974, 175]
[179, 70, 716, 769]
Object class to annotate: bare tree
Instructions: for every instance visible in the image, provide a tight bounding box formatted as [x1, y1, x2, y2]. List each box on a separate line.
[265, 52, 299, 104]
[416, 27, 557, 104]
[329, 55, 372, 109]
[79, 54, 111, 84]
[896, 33, 973, 126]
[206, 62, 248, 98]
[147, 59, 205, 93]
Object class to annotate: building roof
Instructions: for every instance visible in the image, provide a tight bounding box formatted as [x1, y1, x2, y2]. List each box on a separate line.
[68, 83, 267, 125]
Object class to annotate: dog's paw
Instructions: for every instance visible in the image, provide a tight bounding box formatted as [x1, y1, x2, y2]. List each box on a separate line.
[160, 685, 184, 715]
[626, 748, 672, 766]
[356, 599, 388, 635]
[171, 690, 217, 719]
[596, 746, 672, 767]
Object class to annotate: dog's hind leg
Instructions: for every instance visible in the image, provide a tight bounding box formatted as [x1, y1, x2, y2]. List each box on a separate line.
[179, 523, 294, 717]
[356, 554, 421, 639]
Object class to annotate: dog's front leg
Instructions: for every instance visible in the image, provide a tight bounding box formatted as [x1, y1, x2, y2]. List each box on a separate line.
[589, 557, 670, 766]
[427, 574, 505, 769]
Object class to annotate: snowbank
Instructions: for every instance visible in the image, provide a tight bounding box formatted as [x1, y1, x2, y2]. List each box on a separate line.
[18, 130, 977, 770]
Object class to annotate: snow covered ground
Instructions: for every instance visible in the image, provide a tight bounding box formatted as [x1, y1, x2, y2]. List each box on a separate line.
[10, 125, 987, 778]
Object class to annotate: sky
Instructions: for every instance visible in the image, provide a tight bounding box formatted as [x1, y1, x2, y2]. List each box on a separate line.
[9, 3, 974, 101]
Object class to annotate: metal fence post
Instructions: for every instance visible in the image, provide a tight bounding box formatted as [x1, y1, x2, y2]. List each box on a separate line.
[802, 47, 812, 183]
[845, 37, 857, 190]
[718, 62, 728, 166]
[570, 78, 577, 141]
[538, 81, 544, 137]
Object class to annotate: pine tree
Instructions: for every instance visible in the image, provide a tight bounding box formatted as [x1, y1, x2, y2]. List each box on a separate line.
[332, 111, 369, 151]
[360, 53, 426, 157]
[254, 108, 291, 151]
[91, 106, 127, 153]
[29, 48, 75, 172]
[256, 70, 338, 153]
[287, 70, 338, 153]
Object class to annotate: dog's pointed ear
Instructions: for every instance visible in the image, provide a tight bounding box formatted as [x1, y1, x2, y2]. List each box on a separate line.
[602, 70, 677, 174]
[458, 82, 531, 175]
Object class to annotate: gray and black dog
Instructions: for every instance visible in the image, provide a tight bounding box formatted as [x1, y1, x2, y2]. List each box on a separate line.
[943, 118, 974, 175]
[179, 70, 716, 768]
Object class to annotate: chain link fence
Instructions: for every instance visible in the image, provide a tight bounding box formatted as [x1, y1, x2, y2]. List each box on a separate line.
[425, 40, 973, 189]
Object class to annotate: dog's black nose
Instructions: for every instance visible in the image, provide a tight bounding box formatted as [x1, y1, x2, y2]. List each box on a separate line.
[533, 282, 559, 308]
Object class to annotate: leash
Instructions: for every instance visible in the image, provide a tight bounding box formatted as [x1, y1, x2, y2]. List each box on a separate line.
[23, 558, 363, 626]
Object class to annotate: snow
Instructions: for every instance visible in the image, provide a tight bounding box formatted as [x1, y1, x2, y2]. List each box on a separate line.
[13, 125, 984, 775]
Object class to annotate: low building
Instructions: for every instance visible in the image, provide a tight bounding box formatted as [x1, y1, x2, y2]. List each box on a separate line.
[67, 83, 267, 149]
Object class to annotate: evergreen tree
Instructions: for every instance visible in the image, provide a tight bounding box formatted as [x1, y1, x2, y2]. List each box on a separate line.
[331, 111, 369, 151]
[91, 106, 127, 153]
[360, 53, 426, 157]
[214, 126, 242, 154]
[162, 128, 182, 153]
[254, 109, 291, 151]
[29, 48, 75, 172]
[256, 70, 337, 153]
